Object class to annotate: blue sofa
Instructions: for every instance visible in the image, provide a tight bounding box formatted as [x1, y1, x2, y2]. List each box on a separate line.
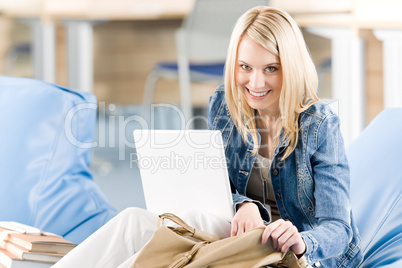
[347, 108, 402, 267]
[0, 76, 117, 244]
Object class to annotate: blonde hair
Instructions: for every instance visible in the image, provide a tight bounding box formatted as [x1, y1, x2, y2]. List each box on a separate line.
[224, 6, 319, 159]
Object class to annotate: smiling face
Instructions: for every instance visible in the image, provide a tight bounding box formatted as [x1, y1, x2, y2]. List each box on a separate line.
[235, 34, 282, 117]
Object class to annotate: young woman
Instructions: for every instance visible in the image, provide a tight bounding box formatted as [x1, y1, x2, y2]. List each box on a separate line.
[54, 6, 363, 268]
[207, 6, 363, 267]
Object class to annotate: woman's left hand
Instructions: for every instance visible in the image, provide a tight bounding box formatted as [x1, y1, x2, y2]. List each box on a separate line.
[261, 219, 306, 255]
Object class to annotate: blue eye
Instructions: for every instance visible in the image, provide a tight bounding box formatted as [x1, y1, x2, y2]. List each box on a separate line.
[241, 64, 251, 70]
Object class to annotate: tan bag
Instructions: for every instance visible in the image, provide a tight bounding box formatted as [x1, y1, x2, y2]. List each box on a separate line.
[131, 213, 307, 268]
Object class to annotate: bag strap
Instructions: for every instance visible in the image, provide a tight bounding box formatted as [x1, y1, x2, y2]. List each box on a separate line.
[168, 241, 208, 268]
[158, 213, 195, 234]
[158, 213, 221, 242]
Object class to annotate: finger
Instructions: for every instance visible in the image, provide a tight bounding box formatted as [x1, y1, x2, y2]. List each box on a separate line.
[245, 221, 256, 233]
[261, 219, 285, 244]
[280, 232, 299, 253]
[236, 223, 245, 236]
[290, 235, 306, 255]
[230, 222, 238, 237]
[270, 221, 293, 250]
[277, 225, 298, 252]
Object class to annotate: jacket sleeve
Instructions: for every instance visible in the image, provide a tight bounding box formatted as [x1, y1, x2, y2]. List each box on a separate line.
[232, 193, 271, 223]
[300, 113, 353, 263]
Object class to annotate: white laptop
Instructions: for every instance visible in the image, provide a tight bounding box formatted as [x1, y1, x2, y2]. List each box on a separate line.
[133, 129, 234, 222]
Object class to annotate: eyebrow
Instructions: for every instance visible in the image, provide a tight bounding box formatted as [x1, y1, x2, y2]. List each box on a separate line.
[237, 60, 281, 66]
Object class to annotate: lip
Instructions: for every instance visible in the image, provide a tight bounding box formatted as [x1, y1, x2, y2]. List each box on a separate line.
[247, 88, 271, 100]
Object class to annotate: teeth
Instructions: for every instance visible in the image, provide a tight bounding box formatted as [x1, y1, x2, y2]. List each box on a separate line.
[249, 90, 268, 97]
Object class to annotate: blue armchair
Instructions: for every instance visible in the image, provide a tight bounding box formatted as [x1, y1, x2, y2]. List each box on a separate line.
[347, 108, 402, 267]
[0, 76, 117, 244]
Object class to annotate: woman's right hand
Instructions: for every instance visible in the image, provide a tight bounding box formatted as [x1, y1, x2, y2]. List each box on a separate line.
[231, 202, 265, 237]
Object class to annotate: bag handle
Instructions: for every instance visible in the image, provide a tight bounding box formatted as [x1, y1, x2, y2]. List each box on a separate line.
[158, 213, 195, 233]
[158, 213, 221, 242]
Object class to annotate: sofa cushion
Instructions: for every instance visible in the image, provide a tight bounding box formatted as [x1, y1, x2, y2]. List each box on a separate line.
[347, 108, 402, 267]
[0, 76, 117, 244]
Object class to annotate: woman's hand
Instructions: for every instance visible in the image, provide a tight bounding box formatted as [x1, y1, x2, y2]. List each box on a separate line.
[231, 202, 264, 237]
[261, 219, 306, 255]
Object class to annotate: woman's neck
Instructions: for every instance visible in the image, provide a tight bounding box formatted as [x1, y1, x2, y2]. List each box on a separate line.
[255, 111, 282, 159]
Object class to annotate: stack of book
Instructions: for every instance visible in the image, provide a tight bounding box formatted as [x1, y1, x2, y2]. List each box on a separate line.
[0, 222, 76, 268]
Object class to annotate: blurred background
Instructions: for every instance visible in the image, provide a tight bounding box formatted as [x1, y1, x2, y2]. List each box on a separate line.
[0, 0, 400, 212]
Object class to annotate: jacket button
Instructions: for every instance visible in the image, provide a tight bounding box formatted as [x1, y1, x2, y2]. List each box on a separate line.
[276, 193, 281, 200]
[272, 169, 278, 176]
[314, 262, 321, 267]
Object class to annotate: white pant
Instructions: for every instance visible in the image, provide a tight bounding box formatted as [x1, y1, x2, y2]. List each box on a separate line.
[53, 207, 231, 268]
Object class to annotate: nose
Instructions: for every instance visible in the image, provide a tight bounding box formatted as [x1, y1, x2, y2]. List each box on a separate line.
[249, 70, 265, 90]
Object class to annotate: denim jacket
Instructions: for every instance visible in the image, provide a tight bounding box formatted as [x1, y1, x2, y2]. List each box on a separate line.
[207, 85, 363, 267]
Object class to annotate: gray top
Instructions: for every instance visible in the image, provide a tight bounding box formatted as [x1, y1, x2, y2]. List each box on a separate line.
[246, 154, 281, 223]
